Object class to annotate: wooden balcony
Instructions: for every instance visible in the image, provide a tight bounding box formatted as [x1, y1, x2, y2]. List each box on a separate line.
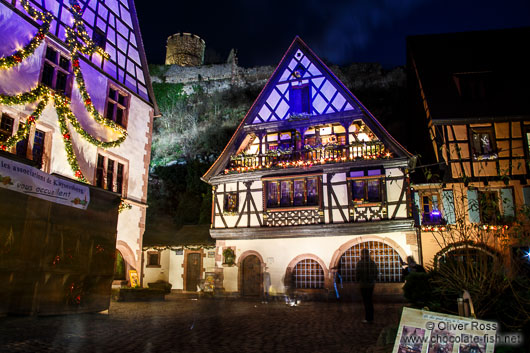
[227, 142, 389, 173]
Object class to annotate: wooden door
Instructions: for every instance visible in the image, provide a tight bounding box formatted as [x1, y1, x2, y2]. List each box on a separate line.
[242, 255, 261, 296]
[186, 253, 201, 291]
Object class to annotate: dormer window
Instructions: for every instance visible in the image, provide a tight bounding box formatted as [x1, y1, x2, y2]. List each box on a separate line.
[289, 84, 310, 115]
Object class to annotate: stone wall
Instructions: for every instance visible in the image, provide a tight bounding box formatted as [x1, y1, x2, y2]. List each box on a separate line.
[150, 62, 275, 95]
[150, 60, 404, 96]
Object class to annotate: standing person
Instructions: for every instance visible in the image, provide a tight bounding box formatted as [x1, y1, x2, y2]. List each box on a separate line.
[355, 248, 379, 323]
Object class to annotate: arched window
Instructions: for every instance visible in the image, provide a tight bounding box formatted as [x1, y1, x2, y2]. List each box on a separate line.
[339, 241, 403, 283]
[114, 250, 126, 280]
[436, 246, 496, 267]
[292, 259, 324, 289]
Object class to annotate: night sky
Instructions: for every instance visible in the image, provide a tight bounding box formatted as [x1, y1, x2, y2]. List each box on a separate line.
[135, 0, 530, 68]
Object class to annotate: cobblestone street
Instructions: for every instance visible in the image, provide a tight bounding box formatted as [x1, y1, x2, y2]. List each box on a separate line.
[0, 295, 403, 353]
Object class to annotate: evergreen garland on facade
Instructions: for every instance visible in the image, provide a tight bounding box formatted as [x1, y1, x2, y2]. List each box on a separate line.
[0, 0, 127, 183]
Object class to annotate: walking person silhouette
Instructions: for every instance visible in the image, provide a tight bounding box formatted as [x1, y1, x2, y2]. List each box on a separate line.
[355, 248, 379, 323]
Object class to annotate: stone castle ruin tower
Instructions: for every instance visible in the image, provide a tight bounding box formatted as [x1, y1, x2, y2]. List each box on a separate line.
[165, 33, 205, 66]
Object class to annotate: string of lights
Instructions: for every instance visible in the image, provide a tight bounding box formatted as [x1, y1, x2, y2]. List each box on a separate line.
[0, 0, 127, 183]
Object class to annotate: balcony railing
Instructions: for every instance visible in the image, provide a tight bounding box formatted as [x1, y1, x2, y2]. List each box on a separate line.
[226, 142, 390, 173]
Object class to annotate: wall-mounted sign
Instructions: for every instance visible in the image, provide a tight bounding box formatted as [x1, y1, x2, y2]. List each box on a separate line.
[0, 156, 90, 210]
[392, 308, 497, 353]
[208, 251, 215, 258]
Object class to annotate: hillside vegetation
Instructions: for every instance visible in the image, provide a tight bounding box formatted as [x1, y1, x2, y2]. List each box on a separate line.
[146, 63, 421, 238]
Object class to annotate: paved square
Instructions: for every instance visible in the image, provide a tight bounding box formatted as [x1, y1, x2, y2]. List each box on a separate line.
[0, 295, 404, 353]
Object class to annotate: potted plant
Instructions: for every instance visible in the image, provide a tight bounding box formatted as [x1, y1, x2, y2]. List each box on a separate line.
[223, 248, 235, 266]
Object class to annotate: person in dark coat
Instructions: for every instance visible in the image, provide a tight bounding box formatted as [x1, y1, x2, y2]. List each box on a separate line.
[402, 256, 425, 280]
[355, 248, 379, 323]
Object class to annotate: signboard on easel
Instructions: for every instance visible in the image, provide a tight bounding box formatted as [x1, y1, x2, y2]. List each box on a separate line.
[392, 308, 497, 353]
[128, 270, 139, 287]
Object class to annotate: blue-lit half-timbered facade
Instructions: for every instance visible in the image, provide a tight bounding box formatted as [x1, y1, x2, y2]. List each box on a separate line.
[202, 37, 416, 298]
[0, 0, 157, 285]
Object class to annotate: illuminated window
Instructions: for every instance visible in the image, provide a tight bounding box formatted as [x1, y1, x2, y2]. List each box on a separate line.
[349, 169, 384, 204]
[105, 85, 129, 128]
[0, 113, 14, 141]
[41, 46, 72, 96]
[292, 259, 324, 289]
[265, 176, 320, 208]
[95, 153, 127, 196]
[470, 127, 496, 159]
[421, 193, 443, 225]
[338, 241, 403, 283]
[224, 192, 238, 213]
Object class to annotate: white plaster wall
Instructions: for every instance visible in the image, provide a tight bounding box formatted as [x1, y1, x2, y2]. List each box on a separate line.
[332, 173, 348, 205]
[169, 253, 185, 290]
[142, 249, 170, 285]
[223, 232, 414, 294]
[386, 168, 407, 218]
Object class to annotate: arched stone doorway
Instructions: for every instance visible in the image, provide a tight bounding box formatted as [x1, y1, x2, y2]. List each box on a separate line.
[240, 255, 262, 296]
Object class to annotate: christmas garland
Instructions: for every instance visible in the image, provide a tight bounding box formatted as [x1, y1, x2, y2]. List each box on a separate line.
[0, 3, 52, 69]
[0, 86, 50, 151]
[0, 0, 127, 184]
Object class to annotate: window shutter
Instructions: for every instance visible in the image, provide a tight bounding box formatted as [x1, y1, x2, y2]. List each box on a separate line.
[523, 187, 530, 206]
[413, 191, 421, 225]
[467, 189, 480, 223]
[442, 190, 456, 224]
[500, 188, 515, 218]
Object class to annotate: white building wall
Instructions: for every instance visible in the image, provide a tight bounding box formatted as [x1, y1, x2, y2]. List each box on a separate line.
[221, 232, 415, 294]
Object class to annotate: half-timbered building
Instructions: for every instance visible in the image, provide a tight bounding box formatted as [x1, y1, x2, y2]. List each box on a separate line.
[407, 28, 530, 266]
[202, 37, 416, 298]
[0, 0, 157, 286]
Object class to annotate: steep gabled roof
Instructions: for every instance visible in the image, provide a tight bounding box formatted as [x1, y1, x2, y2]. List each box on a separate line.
[203, 36, 411, 182]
